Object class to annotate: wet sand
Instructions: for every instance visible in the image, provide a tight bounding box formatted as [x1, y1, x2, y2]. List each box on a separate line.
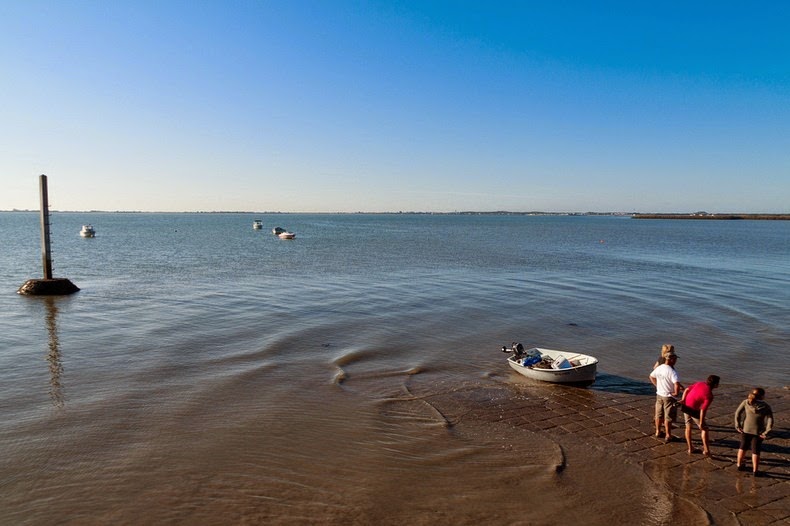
[2, 364, 787, 525]
[414, 375, 790, 525]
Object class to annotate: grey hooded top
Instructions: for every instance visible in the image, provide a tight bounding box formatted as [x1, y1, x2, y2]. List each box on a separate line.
[734, 399, 774, 436]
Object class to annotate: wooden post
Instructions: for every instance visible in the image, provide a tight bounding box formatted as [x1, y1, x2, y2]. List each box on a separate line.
[18, 175, 79, 295]
[39, 174, 53, 279]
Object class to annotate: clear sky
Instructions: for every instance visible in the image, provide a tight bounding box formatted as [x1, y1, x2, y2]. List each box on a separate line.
[1, 1, 788, 213]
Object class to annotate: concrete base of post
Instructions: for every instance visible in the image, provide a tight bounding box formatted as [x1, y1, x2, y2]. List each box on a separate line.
[18, 278, 80, 296]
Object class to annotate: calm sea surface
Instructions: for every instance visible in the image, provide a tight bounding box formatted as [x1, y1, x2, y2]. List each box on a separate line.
[1, 212, 788, 524]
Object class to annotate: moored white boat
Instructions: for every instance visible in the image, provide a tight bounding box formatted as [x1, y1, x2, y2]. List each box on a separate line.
[253, 219, 263, 229]
[79, 224, 96, 238]
[277, 231, 296, 239]
[504, 346, 598, 386]
[272, 226, 286, 235]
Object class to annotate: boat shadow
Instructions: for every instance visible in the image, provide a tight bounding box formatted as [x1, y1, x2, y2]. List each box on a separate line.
[590, 373, 655, 395]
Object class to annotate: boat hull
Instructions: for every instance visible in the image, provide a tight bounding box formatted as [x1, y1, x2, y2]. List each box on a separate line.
[507, 347, 597, 386]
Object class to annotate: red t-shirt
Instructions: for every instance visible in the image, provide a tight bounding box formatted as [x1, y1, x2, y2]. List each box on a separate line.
[685, 382, 714, 411]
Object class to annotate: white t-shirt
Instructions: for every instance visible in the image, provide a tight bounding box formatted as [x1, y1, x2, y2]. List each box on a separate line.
[650, 364, 679, 397]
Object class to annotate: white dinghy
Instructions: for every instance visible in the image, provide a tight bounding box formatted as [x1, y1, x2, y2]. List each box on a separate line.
[502, 343, 598, 386]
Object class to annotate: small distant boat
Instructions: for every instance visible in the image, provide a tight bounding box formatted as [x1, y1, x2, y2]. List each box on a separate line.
[273, 226, 295, 239]
[502, 344, 598, 386]
[79, 224, 96, 238]
[253, 219, 263, 230]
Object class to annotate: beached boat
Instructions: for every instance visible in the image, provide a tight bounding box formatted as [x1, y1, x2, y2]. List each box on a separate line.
[503, 345, 598, 386]
[253, 219, 263, 229]
[79, 224, 96, 238]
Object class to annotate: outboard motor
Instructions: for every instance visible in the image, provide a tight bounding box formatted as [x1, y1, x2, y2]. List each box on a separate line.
[503, 342, 528, 360]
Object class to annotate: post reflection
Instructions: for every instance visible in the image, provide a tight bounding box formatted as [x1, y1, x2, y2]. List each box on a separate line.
[44, 297, 64, 408]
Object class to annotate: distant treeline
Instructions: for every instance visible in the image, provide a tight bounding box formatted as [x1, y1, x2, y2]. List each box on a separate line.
[632, 214, 790, 220]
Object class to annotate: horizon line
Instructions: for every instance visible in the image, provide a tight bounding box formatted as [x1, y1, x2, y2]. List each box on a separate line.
[3, 209, 789, 216]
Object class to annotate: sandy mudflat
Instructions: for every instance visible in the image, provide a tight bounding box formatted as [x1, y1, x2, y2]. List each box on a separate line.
[413, 376, 789, 525]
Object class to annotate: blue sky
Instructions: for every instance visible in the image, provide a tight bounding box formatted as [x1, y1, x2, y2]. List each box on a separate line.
[1, 1, 788, 213]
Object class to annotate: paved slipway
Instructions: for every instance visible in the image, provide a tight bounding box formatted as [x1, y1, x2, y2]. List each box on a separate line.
[421, 380, 789, 525]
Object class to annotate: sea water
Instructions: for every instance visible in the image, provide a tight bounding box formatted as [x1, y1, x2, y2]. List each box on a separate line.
[1, 212, 788, 524]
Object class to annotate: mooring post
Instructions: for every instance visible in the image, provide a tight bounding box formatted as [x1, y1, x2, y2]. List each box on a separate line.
[39, 174, 53, 279]
[17, 175, 79, 295]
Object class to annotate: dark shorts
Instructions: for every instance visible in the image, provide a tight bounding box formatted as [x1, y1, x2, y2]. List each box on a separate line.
[739, 433, 763, 455]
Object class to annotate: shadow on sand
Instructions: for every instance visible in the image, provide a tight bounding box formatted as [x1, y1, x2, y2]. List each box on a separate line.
[591, 373, 655, 395]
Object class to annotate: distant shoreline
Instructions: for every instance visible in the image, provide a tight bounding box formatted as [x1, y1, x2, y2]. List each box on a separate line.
[632, 213, 790, 220]
[2, 209, 788, 219]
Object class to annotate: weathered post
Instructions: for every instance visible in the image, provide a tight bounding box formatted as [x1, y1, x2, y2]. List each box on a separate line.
[17, 175, 80, 295]
[39, 174, 53, 279]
